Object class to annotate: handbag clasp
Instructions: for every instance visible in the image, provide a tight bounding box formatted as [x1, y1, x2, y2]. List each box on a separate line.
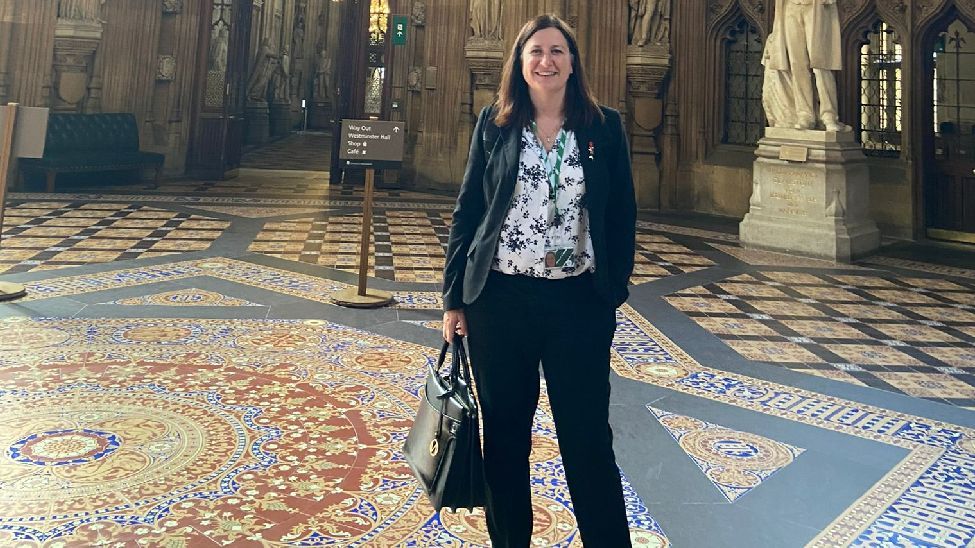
[429, 438, 439, 456]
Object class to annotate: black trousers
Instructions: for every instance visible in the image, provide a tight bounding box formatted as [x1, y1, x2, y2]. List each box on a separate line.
[465, 270, 632, 548]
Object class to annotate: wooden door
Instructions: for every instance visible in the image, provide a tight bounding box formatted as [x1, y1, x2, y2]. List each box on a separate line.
[188, 0, 252, 179]
[330, 0, 372, 176]
[928, 19, 975, 242]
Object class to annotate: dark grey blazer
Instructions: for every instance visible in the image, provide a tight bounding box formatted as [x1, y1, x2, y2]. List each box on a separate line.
[442, 105, 636, 310]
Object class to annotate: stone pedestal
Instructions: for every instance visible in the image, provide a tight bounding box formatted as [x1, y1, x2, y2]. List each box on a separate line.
[465, 39, 504, 117]
[739, 128, 881, 262]
[52, 20, 103, 112]
[245, 101, 270, 144]
[308, 101, 332, 129]
[626, 45, 671, 209]
[269, 102, 290, 137]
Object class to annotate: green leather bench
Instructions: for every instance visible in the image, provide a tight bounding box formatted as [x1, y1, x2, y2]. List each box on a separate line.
[18, 113, 165, 192]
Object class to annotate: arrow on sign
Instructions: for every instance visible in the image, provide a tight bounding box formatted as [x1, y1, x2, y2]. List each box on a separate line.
[393, 127, 400, 133]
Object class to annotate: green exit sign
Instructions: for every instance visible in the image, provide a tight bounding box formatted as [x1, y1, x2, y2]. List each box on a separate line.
[392, 15, 407, 46]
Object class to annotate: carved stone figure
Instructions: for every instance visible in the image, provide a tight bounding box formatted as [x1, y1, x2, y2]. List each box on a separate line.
[652, 0, 671, 44]
[766, 0, 850, 131]
[246, 41, 275, 102]
[58, 0, 106, 22]
[629, 0, 660, 47]
[761, 31, 795, 128]
[209, 26, 229, 74]
[412, 1, 426, 26]
[272, 49, 291, 103]
[470, 0, 502, 40]
[314, 49, 332, 102]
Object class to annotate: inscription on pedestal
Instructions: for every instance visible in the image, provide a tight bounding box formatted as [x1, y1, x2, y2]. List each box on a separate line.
[767, 167, 818, 218]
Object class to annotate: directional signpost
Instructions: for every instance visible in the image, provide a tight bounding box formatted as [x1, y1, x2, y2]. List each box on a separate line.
[332, 120, 405, 308]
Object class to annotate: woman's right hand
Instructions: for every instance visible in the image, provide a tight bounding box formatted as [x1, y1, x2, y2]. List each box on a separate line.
[442, 309, 468, 342]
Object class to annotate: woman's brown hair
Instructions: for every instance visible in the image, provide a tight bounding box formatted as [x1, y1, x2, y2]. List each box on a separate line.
[493, 14, 603, 129]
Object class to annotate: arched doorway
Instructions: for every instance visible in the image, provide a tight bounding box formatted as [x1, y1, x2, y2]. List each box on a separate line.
[926, 16, 975, 243]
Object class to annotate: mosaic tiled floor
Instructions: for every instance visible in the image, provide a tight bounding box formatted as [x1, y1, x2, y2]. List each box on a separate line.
[249, 213, 715, 284]
[647, 406, 805, 502]
[0, 317, 665, 547]
[666, 271, 975, 407]
[0, 202, 229, 274]
[611, 306, 975, 547]
[242, 133, 333, 171]
[3, 163, 975, 545]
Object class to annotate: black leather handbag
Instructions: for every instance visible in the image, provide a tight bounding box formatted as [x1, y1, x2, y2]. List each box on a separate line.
[403, 336, 486, 511]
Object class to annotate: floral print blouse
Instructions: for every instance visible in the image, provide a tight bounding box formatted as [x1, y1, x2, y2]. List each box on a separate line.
[492, 127, 595, 278]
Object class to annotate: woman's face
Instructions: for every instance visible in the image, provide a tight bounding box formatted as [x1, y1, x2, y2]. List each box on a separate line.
[520, 27, 573, 97]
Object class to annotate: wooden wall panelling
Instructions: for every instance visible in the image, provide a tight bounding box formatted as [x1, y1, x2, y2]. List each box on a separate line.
[10, 0, 58, 107]
[578, 1, 627, 112]
[420, 0, 465, 152]
[99, 1, 162, 121]
[0, 1, 18, 103]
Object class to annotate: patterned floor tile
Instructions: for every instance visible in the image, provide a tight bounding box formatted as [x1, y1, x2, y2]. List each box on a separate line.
[822, 345, 925, 366]
[669, 271, 975, 404]
[872, 372, 975, 399]
[0, 202, 230, 274]
[648, 407, 805, 502]
[611, 306, 975, 548]
[778, 320, 872, 340]
[920, 347, 975, 368]
[725, 340, 825, 363]
[103, 288, 265, 307]
[0, 317, 665, 546]
[690, 317, 781, 337]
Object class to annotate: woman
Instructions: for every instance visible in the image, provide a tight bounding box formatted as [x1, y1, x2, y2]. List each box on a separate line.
[441, 14, 635, 547]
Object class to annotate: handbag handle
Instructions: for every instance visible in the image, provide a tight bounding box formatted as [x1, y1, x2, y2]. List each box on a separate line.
[431, 335, 477, 405]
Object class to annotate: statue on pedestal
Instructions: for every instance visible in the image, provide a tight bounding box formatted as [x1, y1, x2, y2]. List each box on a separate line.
[314, 49, 332, 103]
[628, 0, 659, 47]
[58, 0, 106, 22]
[470, 0, 502, 40]
[272, 49, 292, 103]
[765, 0, 850, 131]
[246, 41, 275, 103]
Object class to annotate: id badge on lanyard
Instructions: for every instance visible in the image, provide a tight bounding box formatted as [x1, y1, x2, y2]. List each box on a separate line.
[536, 128, 574, 270]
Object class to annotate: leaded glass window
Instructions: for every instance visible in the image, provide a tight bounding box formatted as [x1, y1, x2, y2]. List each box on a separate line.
[364, 0, 389, 115]
[934, 18, 975, 156]
[723, 21, 764, 146]
[859, 22, 902, 157]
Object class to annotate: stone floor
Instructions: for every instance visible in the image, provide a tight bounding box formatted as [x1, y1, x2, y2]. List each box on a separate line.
[0, 133, 973, 546]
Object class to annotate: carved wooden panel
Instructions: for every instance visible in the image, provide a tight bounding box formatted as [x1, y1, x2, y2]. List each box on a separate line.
[707, 0, 738, 31]
[838, 0, 873, 29]
[876, 0, 910, 36]
[956, 0, 975, 23]
[739, 0, 769, 37]
[916, 0, 952, 29]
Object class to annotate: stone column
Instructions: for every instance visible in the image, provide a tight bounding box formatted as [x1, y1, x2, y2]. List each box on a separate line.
[626, 45, 670, 209]
[52, 17, 104, 112]
[464, 39, 504, 118]
[739, 129, 881, 261]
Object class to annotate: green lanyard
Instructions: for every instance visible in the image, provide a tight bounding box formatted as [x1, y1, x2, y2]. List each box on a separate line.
[530, 121, 567, 225]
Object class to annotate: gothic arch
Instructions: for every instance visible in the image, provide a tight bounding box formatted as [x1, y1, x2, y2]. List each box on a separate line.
[704, 7, 765, 152]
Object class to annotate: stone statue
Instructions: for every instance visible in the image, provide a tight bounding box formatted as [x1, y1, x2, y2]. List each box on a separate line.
[470, 0, 502, 40]
[766, 0, 850, 131]
[652, 0, 671, 44]
[58, 0, 106, 22]
[412, 1, 426, 26]
[209, 26, 229, 74]
[246, 41, 275, 102]
[272, 49, 292, 103]
[762, 31, 796, 128]
[314, 50, 332, 102]
[629, 0, 660, 47]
